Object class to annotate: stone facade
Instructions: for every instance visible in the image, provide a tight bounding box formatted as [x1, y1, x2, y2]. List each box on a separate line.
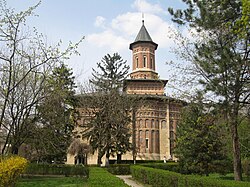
[66, 21, 183, 165]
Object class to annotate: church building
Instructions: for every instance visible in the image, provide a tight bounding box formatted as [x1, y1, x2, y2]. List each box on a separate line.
[67, 21, 183, 165]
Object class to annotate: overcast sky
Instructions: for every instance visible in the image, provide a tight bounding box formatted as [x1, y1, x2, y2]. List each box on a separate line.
[7, 0, 188, 95]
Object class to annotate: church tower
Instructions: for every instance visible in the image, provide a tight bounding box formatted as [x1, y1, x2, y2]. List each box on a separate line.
[124, 20, 167, 95]
[129, 20, 158, 80]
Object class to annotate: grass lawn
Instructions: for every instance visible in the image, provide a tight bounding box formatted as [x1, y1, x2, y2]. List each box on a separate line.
[17, 176, 88, 187]
[17, 167, 129, 187]
[209, 173, 250, 182]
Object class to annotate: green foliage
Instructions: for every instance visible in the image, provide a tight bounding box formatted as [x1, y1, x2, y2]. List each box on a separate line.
[239, 118, 250, 159]
[131, 165, 250, 187]
[88, 167, 129, 187]
[168, 0, 249, 180]
[174, 102, 227, 175]
[0, 156, 28, 187]
[106, 164, 131, 175]
[242, 158, 250, 178]
[234, 0, 250, 39]
[30, 64, 76, 162]
[140, 162, 179, 173]
[25, 163, 89, 177]
[81, 53, 132, 165]
[90, 53, 129, 91]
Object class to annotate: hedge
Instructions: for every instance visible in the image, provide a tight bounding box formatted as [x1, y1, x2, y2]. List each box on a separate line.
[0, 156, 28, 187]
[88, 167, 129, 187]
[106, 164, 131, 175]
[140, 162, 179, 172]
[131, 165, 250, 187]
[25, 163, 89, 177]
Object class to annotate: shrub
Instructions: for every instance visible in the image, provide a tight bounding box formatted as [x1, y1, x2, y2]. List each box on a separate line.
[106, 164, 131, 175]
[242, 158, 250, 178]
[131, 165, 250, 187]
[140, 162, 179, 173]
[0, 156, 28, 187]
[25, 163, 89, 177]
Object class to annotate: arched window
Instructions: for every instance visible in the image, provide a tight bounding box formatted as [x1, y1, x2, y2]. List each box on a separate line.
[161, 120, 166, 129]
[156, 120, 159, 129]
[143, 56, 147, 67]
[139, 119, 143, 128]
[151, 119, 154, 128]
[145, 119, 150, 128]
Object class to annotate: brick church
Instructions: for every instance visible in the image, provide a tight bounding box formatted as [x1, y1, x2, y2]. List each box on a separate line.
[67, 21, 183, 165]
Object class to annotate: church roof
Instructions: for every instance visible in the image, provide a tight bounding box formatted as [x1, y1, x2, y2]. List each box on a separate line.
[129, 21, 158, 50]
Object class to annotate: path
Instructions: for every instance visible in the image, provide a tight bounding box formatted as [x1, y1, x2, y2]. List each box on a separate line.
[116, 175, 145, 187]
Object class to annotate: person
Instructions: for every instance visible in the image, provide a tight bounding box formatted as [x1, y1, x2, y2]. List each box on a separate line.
[163, 156, 166, 163]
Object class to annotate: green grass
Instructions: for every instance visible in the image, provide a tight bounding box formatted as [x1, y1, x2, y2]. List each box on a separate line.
[209, 173, 250, 182]
[17, 176, 88, 187]
[17, 167, 129, 187]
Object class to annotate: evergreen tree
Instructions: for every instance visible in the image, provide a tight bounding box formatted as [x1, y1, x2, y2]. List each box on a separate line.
[81, 53, 131, 165]
[175, 102, 227, 176]
[168, 0, 249, 180]
[90, 53, 129, 92]
[33, 63, 76, 162]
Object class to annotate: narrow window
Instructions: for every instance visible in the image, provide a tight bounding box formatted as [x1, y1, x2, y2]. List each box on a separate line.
[136, 57, 139, 68]
[143, 56, 147, 67]
[150, 57, 153, 68]
[145, 119, 150, 128]
[146, 139, 149, 149]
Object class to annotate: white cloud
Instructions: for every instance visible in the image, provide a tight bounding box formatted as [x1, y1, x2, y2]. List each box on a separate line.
[86, 0, 177, 53]
[132, 0, 167, 15]
[94, 16, 106, 28]
[111, 12, 176, 48]
[111, 12, 142, 37]
[87, 30, 130, 51]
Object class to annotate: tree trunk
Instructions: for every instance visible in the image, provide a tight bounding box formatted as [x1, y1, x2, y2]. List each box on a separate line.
[231, 120, 242, 181]
[105, 151, 110, 166]
[11, 145, 19, 155]
[117, 153, 122, 164]
[230, 101, 242, 181]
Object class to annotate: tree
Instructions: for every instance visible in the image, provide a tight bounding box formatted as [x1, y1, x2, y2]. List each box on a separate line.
[0, 1, 83, 155]
[175, 101, 227, 176]
[90, 53, 129, 91]
[68, 139, 90, 165]
[168, 0, 249, 180]
[81, 53, 132, 165]
[31, 64, 76, 163]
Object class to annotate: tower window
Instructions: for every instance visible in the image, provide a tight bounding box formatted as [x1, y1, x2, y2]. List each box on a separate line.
[150, 57, 153, 68]
[143, 56, 147, 67]
[136, 57, 139, 68]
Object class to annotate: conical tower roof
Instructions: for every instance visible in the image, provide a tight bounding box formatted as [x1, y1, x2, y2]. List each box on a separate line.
[134, 21, 153, 42]
[129, 20, 158, 50]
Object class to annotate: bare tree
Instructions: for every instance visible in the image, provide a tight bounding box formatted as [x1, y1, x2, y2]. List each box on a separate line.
[0, 1, 83, 154]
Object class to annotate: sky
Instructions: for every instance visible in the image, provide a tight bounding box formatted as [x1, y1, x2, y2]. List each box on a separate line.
[7, 0, 188, 95]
